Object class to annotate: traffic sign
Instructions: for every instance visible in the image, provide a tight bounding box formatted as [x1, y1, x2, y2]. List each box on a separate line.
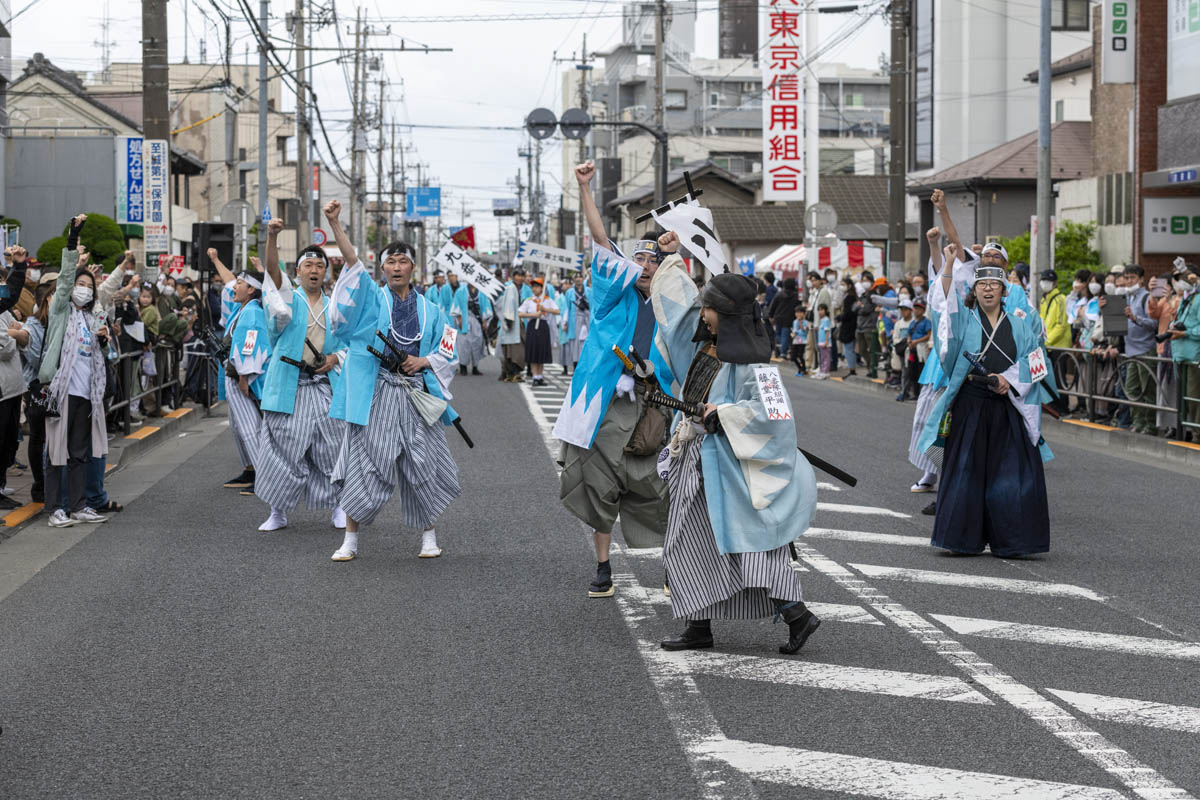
[312, 227, 327, 246]
[493, 198, 518, 217]
[805, 202, 838, 239]
[560, 108, 591, 140]
[406, 187, 441, 217]
[526, 108, 558, 141]
[261, 204, 272, 224]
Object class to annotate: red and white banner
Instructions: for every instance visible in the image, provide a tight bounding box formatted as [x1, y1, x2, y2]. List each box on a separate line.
[760, 3, 804, 202]
[158, 253, 185, 278]
[759, 241, 883, 276]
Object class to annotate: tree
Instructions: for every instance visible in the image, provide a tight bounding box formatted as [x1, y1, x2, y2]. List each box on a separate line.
[1001, 219, 1101, 293]
[40, 212, 127, 272]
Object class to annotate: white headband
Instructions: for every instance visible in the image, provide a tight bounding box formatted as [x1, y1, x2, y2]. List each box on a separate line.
[239, 272, 262, 291]
[296, 249, 328, 270]
[980, 242, 1009, 262]
[972, 265, 1007, 287]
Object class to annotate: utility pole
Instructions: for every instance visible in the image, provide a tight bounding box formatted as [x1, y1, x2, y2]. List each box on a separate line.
[141, 1, 169, 140]
[577, 33, 589, 249]
[294, 0, 309, 250]
[1034, 0, 1052, 310]
[654, 0, 667, 206]
[376, 76, 386, 270]
[804, 0, 820, 278]
[535, 140, 543, 242]
[349, 10, 362, 252]
[389, 121, 398, 248]
[257, 0, 269, 261]
[886, 0, 907, 283]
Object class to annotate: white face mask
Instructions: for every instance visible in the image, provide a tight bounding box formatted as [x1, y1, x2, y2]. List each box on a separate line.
[855, 281, 868, 294]
[28, 269, 41, 282]
[899, 292, 911, 300]
[1113, 284, 1132, 295]
[1174, 280, 1191, 293]
[72, 286, 93, 307]
[163, 286, 176, 296]
[1039, 280, 1054, 293]
[1088, 282, 1102, 295]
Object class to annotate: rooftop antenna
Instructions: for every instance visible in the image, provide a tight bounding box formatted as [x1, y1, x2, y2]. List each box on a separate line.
[94, 0, 118, 82]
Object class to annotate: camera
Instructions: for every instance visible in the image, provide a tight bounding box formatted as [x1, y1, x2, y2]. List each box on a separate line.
[1155, 321, 1187, 344]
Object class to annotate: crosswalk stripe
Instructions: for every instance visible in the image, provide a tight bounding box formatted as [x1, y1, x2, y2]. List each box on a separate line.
[798, 544, 1195, 798]
[930, 615, 1200, 662]
[804, 528, 928, 547]
[695, 737, 1126, 799]
[1045, 689, 1200, 734]
[669, 650, 992, 704]
[816, 502, 912, 519]
[851, 564, 1108, 601]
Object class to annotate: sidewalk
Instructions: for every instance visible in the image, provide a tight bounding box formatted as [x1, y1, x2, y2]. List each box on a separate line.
[796, 363, 1200, 471]
[2, 404, 220, 535]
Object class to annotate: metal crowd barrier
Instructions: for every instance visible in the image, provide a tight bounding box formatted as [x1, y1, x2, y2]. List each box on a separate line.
[106, 344, 183, 436]
[1046, 346, 1199, 440]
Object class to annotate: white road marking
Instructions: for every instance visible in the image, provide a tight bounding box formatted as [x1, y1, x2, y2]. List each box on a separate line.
[851, 564, 1109, 602]
[931, 615, 1200, 662]
[611, 575, 761, 800]
[1045, 690, 1200, 734]
[804, 528, 928, 547]
[816, 502, 911, 519]
[798, 544, 1196, 799]
[698, 737, 1126, 800]
[672, 650, 991, 703]
[815, 481, 842, 492]
[638, 591, 882, 625]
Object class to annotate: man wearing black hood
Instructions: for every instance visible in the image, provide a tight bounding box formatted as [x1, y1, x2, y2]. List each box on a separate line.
[647, 232, 822, 655]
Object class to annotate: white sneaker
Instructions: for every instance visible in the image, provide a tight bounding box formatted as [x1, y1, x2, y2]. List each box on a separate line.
[70, 507, 109, 524]
[331, 507, 347, 529]
[419, 530, 442, 558]
[162, 405, 175, 414]
[258, 509, 288, 532]
[331, 544, 356, 562]
[0, 486, 14, 496]
[48, 509, 77, 528]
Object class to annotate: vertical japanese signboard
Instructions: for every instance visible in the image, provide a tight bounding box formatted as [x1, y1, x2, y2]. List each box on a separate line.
[143, 139, 170, 252]
[115, 135, 144, 225]
[1168, 0, 1200, 100]
[1101, 0, 1136, 84]
[760, 2, 804, 202]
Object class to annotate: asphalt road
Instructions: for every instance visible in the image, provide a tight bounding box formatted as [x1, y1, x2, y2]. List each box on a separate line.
[1, 357, 1198, 799]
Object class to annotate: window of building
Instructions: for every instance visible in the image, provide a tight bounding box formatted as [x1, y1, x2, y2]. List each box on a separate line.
[669, 156, 685, 170]
[666, 89, 688, 110]
[710, 91, 720, 106]
[844, 92, 864, 108]
[910, 0, 934, 169]
[1051, 0, 1089, 31]
[1098, 172, 1132, 226]
[1055, 99, 1064, 122]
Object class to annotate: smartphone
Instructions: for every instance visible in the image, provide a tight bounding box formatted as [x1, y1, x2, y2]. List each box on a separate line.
[1149, 277, 1166, 299]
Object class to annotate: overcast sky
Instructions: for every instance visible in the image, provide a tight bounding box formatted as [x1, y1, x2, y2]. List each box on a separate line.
[13, 0, 887, 249]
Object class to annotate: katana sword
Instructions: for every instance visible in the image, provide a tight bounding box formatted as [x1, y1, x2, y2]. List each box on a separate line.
[372, 331, 475, 449]
[614, 345, 858, 487]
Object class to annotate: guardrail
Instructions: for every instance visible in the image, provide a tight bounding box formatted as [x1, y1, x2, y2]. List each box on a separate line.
[1046, 346, 1199, 440]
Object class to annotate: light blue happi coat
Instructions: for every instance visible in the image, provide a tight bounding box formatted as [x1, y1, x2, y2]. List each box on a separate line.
[448, 284, 470, 334]
[228, 299, 272, 399]
[552, 245, 675, 449]
[651, 255, 817, 555]
[919, 262, 1056, 463]
[560, 287, 585, 342]
[329, 261, 459, 427]
[259, 275, 343, 415]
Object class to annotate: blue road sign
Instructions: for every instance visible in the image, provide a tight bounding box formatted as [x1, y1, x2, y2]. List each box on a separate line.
[406, 187, 442, 218]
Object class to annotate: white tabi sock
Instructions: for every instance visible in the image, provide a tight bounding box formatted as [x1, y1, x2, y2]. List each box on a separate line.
[342, 530, 358, 553]
[419, 529, 442, 557]
[920, 470, 938, 487]
[258, 508, 288, 532]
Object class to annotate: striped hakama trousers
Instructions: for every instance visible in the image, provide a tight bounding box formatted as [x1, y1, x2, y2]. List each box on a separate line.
[663, 436, 802, 621]
[908, 382, 942, 474]
[460, 316, 488, 370]
[255, 377, 345, 512]
[332, 370, 461, 529]
[225, 374, 261, 468]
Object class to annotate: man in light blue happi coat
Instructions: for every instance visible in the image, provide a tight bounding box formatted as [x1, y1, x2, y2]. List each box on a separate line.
[252, 217, 348, 534]
[324, 201, 462, 563]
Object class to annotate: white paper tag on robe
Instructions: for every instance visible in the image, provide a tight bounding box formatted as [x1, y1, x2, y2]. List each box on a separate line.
[438, 324, 458, 359]
[1028, 346, 1047, 383]
[242, 329, 257, 355]
[753, 366, 793, 421]
[656, 447, 672, 480]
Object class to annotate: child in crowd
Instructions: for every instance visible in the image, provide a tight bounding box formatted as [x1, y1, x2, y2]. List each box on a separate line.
[790, 306, 807, 376]
[903, 298, 932, 401]
[891, 298, 913, 399]
[816, 303, 831, 379]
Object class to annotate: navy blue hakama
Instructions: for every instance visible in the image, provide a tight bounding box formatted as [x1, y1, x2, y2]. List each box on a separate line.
[931, 381, 1050, 557]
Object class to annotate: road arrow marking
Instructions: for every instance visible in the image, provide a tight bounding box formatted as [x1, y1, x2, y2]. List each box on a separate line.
[931, 615, 1200, 662]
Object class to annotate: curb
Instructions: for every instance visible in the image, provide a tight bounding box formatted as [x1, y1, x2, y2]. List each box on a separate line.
[2, 405, 218, 528]
[829, 373, 1200, 472]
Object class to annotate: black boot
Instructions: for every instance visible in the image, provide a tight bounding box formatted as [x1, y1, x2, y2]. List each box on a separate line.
[562, 365, 569, 375]
[223, 469, 254, 489]
[778, 602, 820, 655]
[661, 620, 713, 651]
[588, 560, 614, 598]
[460, 364, 468, 376]
[472, 366, 482, 375]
